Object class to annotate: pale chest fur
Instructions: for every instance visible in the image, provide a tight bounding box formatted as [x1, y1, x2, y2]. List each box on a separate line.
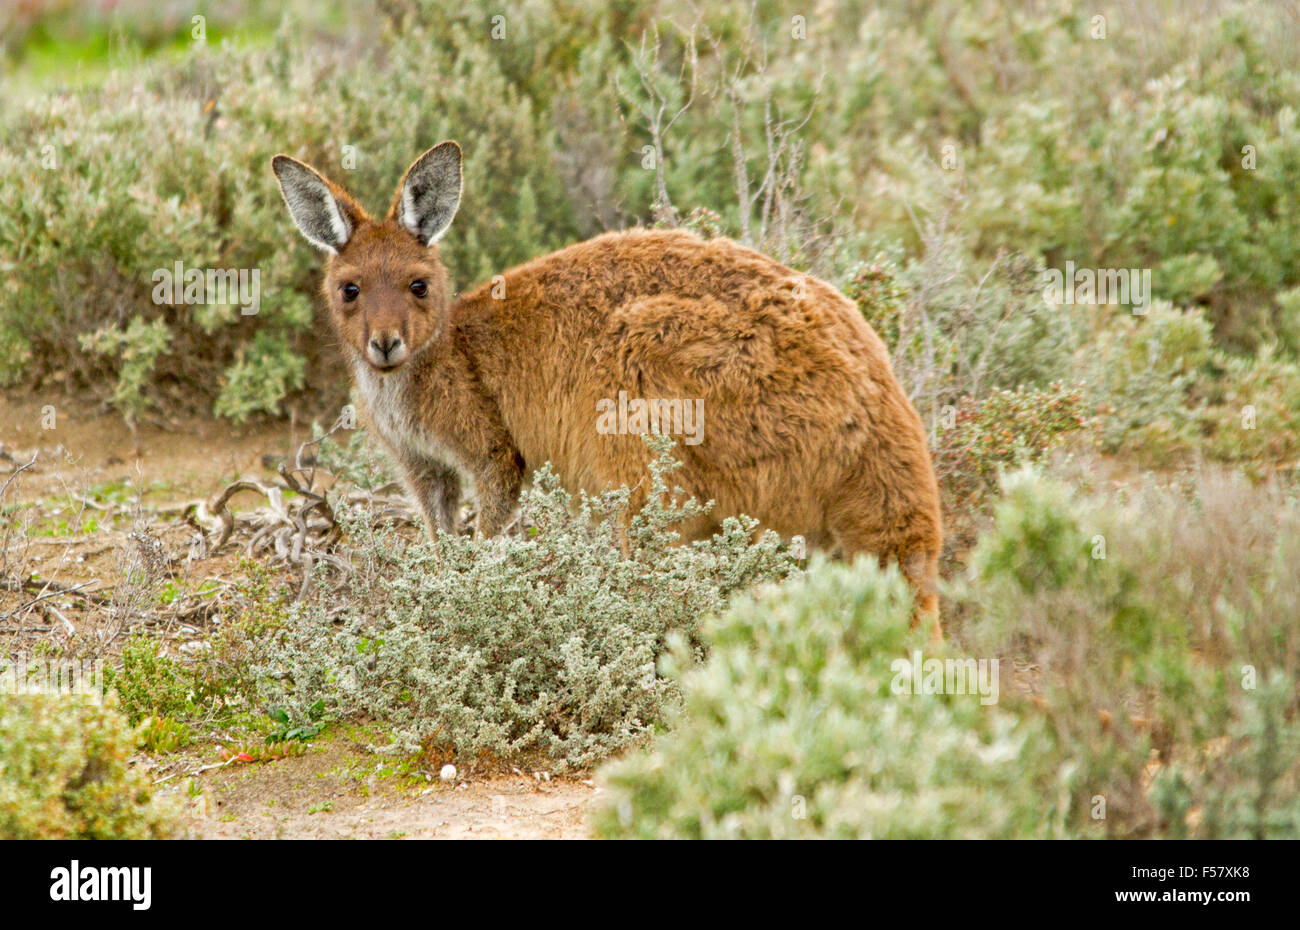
[352, 363, 474, 487]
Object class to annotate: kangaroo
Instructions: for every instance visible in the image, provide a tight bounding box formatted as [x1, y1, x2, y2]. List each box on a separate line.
[272, 141, 943, 631]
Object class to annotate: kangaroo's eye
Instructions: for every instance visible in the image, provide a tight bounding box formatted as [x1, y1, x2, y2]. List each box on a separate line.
[341, 283, 360, 302]
[410, 280, 428, 298]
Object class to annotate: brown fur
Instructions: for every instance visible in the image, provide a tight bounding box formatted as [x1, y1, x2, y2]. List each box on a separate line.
[272, 144, 943, 633]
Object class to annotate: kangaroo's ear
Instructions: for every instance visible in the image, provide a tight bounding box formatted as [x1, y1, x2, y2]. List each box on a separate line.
[394, 141, 462, 246]
[271, 155, 363, 254]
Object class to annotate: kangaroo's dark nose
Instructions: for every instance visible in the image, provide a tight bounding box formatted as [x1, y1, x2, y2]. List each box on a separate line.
[367, 332, 407, 369]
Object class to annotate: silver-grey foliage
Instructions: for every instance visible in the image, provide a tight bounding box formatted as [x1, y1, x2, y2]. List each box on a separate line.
[252, 437, 797, 770]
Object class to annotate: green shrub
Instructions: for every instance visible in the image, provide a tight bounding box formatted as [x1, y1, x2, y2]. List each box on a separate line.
[1150, 670, 1300, 840]
[314, 425, 396, 490]
[1087, 301, 1213, 464]
[962, 466, 1300, 837]
[251, 439, 797, 770]
[0, 6, 583, 422]
[0, 694, 185, 839]
[1200, 345, 1300, 474]
[843, 256, 907, 350]
[8, 0, 1300, 431]
[1082, 302, 1300, 472]
[108, 636, 194, 725]
[109, 625, 260, 728]
[890, 229, 1083, 431]
[594, 556, 1064, 839]
[933, 381, 1092, 518]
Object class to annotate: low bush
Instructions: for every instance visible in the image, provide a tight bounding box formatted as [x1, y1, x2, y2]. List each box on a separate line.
[0, 694, 185, 839]
[109, 617, 264, 728]
[1086, 301, 1213, 465]
[251, 439, 797, 771]
[1200, 346, 1300, 475]
[593, 557, 1063, 839]
[962, 466, 1300, 837]
[932, 381, 1093, 519]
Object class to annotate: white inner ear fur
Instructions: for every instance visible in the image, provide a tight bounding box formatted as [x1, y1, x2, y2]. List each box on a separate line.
[296, 184, 350, 254]
[320, 196, 351, 253]
[398, 147, 462, 245]
[399, 186, 422, 241]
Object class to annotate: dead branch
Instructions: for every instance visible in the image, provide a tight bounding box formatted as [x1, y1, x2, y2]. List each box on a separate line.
[614, 24, 699, 226]
[183, 420, 417, 598]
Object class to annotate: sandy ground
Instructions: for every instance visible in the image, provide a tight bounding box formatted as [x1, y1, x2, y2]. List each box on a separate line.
[0, 391, 309, 653]
[169, 740, 598, 840]
[0, 392, 309, 501]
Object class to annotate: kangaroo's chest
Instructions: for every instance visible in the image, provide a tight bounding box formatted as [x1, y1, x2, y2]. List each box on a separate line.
[353, 364, 472, 483]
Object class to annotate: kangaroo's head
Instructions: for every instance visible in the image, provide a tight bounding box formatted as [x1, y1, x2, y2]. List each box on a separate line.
[271, 142, 462, 373]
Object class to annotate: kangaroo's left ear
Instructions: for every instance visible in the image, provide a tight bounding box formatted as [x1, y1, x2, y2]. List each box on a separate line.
[393, 141, 463, 246]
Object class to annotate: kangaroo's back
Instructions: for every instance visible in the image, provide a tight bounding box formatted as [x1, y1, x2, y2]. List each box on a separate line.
[454, 229, 940, 590]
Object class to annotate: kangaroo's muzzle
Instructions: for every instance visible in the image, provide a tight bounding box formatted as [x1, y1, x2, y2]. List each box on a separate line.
[367, 332, 407, 370]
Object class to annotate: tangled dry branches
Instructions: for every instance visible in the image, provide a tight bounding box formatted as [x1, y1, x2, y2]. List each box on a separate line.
[184, 424, 417, 598]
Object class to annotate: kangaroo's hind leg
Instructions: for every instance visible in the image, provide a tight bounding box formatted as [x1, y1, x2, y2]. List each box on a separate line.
[829, 507, 943, 643]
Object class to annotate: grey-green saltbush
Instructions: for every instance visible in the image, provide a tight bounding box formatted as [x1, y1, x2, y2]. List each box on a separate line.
[252, 439, 796, 771]
[594, 556, 1064, 839]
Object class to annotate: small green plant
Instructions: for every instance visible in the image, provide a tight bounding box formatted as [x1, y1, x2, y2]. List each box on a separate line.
[314, 427, 396, 490]
[844, 257, 908, 350]
[266, 702, 325, 743]
[137, 715, 193, 754]
[934, 381, 1092, 514]
[109, 625, 260, 729]
[78, 317, 173, 424]
[107, 635, 193, 725]
[681, 206, 726, 240]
